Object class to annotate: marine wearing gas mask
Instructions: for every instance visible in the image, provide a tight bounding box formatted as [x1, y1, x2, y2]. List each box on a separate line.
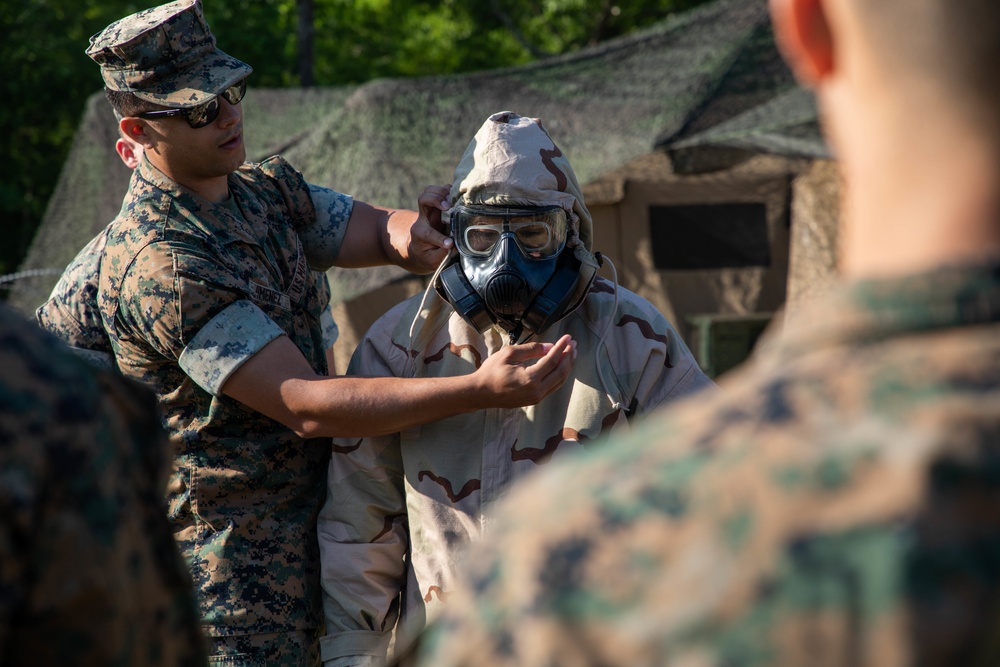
[318, 111, 713, 667]
[436, 112, 599, 343]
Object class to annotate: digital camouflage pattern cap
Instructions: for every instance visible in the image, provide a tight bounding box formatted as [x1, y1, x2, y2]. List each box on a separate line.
[86, 0, 252, 108]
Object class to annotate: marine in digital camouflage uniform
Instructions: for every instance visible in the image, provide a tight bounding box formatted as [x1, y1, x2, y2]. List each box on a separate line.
[318, 112, 713, 667]
[411, 265, 1000, 666]
[0, 304, 206, 666]
[86, 2, 575, 665]
[405, 0, 1000, 664]
[99, 143, 341, 663]
[86, 0, 373, 662]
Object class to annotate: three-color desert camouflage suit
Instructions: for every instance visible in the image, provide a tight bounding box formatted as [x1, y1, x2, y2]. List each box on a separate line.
[318, 112, 714, 667]
[409, 262, 1000, 667]
[96, 149, 353, 663]
[0, 304, 206, 666]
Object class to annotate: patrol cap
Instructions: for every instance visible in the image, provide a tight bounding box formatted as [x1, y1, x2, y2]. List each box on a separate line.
[86, 0, 252, 109]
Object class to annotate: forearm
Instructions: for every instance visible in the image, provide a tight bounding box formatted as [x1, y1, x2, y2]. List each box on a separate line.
[334, 202, 414, 269]
[278, 373, 484, 438]
[222, 333, 575, 439]
[335, 188, 453, 275]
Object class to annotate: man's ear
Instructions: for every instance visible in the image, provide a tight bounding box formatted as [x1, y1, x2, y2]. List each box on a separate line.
[769, 0, 834, 87]
[120, 117, 153, 147]
[115, 137, 142, 170]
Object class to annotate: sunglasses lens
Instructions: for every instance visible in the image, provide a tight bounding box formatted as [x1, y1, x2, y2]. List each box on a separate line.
[185, 97, 219, 128]
[222, 78, 248, 106]
[182, 79, 245, 128]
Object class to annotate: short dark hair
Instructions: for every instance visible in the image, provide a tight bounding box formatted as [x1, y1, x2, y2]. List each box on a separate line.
[104, 88, 167, 119]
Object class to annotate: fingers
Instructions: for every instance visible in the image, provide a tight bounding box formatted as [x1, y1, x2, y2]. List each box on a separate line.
[417, 184, 452, 228]
[502, 334, 576, 398]
[470, 335, 576, 408]
[504, 334, 575, 363]
[531, 334, 577, 381]
[417, 184, 452, 211]
[415, 184, 454, 251]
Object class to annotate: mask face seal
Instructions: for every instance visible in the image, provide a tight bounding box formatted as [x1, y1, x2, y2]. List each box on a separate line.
[436, 204, 596, 343]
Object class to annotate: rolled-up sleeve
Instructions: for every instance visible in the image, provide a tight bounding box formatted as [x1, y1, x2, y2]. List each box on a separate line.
[179, 300, 285, 396]
[300, 185, 353, 270]
[115, 241, 286, 396]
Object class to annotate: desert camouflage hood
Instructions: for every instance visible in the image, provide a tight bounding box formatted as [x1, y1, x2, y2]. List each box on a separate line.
[449, 111, 594, 254]
[436, 112, 600, 342]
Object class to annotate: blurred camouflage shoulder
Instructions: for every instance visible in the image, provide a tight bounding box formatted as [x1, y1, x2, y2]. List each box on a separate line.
[0, 304, 207, 666]
[410, 264, 1000, 667]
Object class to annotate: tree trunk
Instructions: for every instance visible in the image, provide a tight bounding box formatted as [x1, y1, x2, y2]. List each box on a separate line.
[297, 0, 315, 87]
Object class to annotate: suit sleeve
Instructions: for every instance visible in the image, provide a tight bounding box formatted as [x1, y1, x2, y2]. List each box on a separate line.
[317, 313, 411, 666]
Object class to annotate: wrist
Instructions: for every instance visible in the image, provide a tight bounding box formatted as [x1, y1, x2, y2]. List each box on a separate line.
[455, 369, 489, 412]
[378, 209, 397, 265]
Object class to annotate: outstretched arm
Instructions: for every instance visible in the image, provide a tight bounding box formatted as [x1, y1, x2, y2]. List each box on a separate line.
[221, 333, 576, 438]
[335, 185, 454, 274]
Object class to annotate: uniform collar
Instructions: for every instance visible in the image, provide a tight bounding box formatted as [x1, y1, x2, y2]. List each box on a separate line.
[133, 154, 269, 246]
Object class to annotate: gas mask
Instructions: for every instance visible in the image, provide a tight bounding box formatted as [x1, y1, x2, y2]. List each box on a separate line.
[435, 203, 596, 343]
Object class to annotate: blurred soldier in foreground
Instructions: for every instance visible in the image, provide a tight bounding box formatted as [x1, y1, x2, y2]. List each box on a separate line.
[406, 0, 1000, 664]
[0, 304, 206, 666]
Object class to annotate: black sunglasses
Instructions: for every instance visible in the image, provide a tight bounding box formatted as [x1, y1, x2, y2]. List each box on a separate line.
[137, 78, 247, 129]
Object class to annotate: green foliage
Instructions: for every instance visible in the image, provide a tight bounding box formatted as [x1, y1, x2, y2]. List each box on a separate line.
[0, 0, 712, 278]
[0, 0, 150, 276]
[203, 1, 299, 87]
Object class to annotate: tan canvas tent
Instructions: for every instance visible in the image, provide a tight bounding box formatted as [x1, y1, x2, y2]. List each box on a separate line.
[10, 0, 838, 376]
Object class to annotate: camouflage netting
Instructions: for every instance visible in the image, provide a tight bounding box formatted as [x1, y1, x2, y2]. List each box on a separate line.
[9, 0, 829, 315]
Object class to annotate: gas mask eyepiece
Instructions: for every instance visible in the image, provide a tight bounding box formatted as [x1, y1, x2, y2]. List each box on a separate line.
[452, 204, 568, 259]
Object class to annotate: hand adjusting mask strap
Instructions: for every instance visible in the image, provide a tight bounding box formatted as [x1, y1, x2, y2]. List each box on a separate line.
[435, 204, 596, 343]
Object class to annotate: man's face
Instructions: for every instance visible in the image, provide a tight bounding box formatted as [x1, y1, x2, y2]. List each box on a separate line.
[136, 92, 246, 190]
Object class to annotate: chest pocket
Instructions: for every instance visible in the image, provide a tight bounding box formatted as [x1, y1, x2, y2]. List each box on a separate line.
[173, 229, 327, 376]
[172, 244, 297, 332]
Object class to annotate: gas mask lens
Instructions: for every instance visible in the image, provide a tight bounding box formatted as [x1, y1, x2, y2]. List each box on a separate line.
[452, 205, 568, 259]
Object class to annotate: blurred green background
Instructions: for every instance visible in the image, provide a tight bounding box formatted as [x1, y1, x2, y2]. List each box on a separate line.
[0, 0, 711, 283]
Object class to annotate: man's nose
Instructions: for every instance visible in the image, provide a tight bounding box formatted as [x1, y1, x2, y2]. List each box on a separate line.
[218, 97, 241, 126]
